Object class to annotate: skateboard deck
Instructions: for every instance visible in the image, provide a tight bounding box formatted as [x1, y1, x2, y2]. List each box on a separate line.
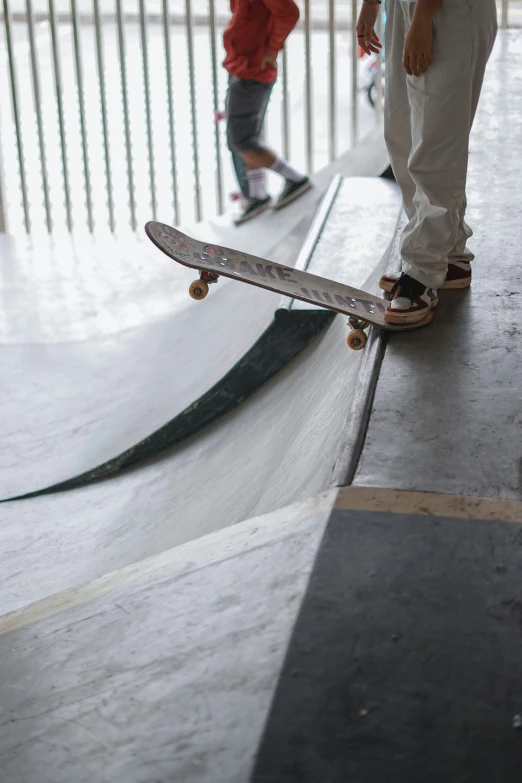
[145, 221, 433, 350]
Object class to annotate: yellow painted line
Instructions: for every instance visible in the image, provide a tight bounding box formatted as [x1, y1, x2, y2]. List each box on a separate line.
[336, 486, 522, 523]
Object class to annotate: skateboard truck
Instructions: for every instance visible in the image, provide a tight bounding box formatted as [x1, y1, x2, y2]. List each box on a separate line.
[346, 316, 368, 351]
[189, 270, 219, 300]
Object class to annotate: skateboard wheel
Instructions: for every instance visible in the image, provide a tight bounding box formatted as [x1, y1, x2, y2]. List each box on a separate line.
[347, 329, 367, 351]
[189, 280, 209, 300]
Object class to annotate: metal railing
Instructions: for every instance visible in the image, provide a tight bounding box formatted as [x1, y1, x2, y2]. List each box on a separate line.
[0, 0, 384, 235]
[501, 0, 509, 28]
[499, 0, 521, 28]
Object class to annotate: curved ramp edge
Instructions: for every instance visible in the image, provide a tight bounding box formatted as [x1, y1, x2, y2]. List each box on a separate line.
[8, 308, 332, 501]
[331, 211, 404, 487]
[1, 142, 392, 502]
[3, 181, 344, 502]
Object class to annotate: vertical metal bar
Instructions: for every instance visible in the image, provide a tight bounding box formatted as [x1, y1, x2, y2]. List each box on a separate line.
[0, 183, 5, 233]
[281, 45, 290, 160]
[116, 0, 137, 230]
[93, 0, 115, 231]
[162, 0, 180, 224]
[185, 0, 202, 222]
[327, 0, 336, 162]
[208, 0, 224, 215]
[26, 0, 52, 231]
[351, 0, 359, 145]
[49, 0, 73, 232]
[0, 108, 6, 232]
[139, 0, 157, 220]
[375, 8, 383, 123]
[304, 0, 313, 172]
[501, 0, 509, 29]
[3, 0, 31, 232]
[70, 0, 94, 231]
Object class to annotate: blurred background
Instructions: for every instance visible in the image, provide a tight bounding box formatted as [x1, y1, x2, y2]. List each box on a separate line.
[0, 0, 517, 236]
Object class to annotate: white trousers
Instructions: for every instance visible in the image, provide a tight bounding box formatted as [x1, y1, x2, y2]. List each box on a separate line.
[384, 0, 498, 288]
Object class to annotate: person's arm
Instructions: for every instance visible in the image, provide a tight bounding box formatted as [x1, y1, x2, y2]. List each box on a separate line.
[262, 0, 299, 57]
[413, 0, 442, 22]
[403, 0, 442, 76]
[356, 0, 382, 57]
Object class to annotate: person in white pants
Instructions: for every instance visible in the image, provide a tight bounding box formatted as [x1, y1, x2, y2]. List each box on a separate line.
[357, 0, 498, 323]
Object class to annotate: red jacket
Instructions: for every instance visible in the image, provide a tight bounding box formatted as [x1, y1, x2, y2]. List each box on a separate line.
[223, 0, 299, 84]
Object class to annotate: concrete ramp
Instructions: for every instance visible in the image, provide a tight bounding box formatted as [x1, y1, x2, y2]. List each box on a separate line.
[0, 216, 327, 501]
[0, 312, 362, 615]
[1, 175, 399, 501]
[0, 176, 401, 615]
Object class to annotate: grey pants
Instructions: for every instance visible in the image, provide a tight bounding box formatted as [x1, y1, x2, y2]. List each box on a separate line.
[226, 77, 274, 198]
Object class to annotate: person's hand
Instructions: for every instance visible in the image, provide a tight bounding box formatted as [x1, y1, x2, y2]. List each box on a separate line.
[261, 52, 278, 71]
[356, 3, 382, 56]
[403, 17, 433, 76]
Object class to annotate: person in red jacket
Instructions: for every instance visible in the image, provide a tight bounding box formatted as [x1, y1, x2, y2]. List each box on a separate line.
[224, 0, 311, 225]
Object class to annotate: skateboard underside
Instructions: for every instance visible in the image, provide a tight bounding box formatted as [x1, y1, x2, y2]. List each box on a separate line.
[145, 221, 434, 349]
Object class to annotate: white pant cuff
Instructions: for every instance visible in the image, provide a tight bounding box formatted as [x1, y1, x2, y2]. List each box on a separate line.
[401, 263, 445, 291]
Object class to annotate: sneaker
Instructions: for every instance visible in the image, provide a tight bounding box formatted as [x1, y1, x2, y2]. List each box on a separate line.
[379, 260, 471, 292]
[234, 196, 272, 225]
[385, 273, 438, 324]
[274, 177, 312, 210]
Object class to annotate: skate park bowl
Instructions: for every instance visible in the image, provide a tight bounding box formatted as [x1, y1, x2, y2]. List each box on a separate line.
[2, 30, 522, 783]
[0, 167, 402, 612]
[0, 135, 393, 502]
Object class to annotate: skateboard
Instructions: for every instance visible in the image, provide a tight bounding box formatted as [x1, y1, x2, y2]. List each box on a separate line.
[145, 221, 433, 351]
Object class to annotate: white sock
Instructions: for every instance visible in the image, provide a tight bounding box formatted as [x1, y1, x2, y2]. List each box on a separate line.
[247, 169, 268, 200]
[270, 157, 305, 183]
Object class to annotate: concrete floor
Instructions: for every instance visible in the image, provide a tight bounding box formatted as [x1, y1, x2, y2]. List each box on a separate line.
[253, 488, 522, 783]
[354, 31, 522, 500]
[2, 30, 522, 783]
